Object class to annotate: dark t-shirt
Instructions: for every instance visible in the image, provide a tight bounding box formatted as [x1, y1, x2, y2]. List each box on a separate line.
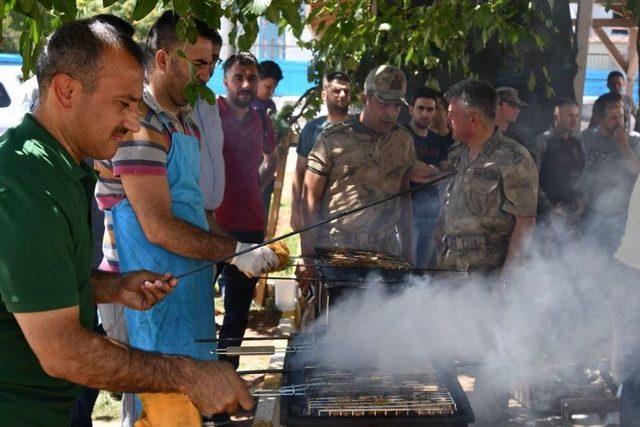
[408, 126, 448, 218]
[537, 134, 584, 208]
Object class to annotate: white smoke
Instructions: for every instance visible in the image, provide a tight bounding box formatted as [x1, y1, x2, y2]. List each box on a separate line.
[305, 238, 623, 388]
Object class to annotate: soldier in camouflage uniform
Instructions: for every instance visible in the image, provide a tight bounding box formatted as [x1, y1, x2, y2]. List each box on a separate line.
[299, 65, 434, 261]
[435, 80, 538, 276]
[435, 80, 538, 426]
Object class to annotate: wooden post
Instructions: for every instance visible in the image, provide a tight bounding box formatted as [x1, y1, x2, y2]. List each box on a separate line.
[626, 28, 639, 102]
[574, 0, 594, 110]
[594, 28, 629, 70]
[254, 131, 296, 307]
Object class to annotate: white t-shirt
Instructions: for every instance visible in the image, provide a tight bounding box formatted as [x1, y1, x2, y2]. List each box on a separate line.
[616, 175, 640, 269]
[193, 97, 225, 211]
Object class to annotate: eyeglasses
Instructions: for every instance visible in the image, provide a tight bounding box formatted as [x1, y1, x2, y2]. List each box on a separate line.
[212, 55, 223, 66]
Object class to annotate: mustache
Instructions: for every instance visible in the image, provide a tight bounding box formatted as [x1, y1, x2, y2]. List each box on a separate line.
[112, 127, 129, 137]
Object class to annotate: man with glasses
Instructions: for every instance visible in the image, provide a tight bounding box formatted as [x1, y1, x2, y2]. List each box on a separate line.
[299, 65, 429, 262]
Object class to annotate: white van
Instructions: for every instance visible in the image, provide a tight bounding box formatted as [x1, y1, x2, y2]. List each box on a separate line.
[0, 54, 30, 136]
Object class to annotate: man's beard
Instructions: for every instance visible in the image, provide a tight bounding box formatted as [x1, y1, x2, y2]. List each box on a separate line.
[328, 103, 349, 116]
[230, 89, 255, 108]
[412, 119, 430, 130]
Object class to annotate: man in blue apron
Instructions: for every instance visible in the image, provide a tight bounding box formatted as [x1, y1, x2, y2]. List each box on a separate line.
[95, 12, 286, 424]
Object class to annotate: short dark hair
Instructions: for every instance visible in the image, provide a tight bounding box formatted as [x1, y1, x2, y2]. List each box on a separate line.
[258, 60, 283, 82]
[554, 97, 578, 109]
[445, 79, 497, 121]
[223, 52, 259, 75]
[593, 92, 623, 120]
[410, 87, 441, 107]
[146, 11, 221, 62]
[324, 71, 350, 84]
[89, 14, 135, 37]
[607, 70, 625, 86]
[36, 19, 144, 96]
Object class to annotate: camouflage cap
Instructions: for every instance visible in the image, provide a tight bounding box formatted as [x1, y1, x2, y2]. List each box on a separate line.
[496, 87, 527, 108]
[364, 65, 407, 105]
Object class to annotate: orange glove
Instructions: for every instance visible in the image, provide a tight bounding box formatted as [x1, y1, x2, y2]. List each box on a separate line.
[267, 240, 290, 272]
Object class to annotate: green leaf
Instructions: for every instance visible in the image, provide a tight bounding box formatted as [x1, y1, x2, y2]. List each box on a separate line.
[197, 84, 216, 105]
[103, 0, 119, 6]
[264, 4, 279, 23]
[282, 3, 302, 37]
[132, 0, 157, 21]
[249, 0, 271, 15]
[176, 18, 188, 42]
[527, 71, 536, 91]
[237, 19, 258, 51]
[186, 23, 198, 44]
[184, 82, 199, 105]
[172, 0, 188, 17]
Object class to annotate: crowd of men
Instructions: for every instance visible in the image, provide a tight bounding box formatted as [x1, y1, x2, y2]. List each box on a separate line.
[2, 11, 640, 427]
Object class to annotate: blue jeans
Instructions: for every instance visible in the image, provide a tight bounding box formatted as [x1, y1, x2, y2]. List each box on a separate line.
[218, 230, 264, 369]
[412, 216, 438, 269]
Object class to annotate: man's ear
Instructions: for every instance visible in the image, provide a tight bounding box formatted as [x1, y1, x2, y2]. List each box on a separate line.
[156, 49, 169, 73]
[50, 74, 79, 110]
[321, 89, 327, 103]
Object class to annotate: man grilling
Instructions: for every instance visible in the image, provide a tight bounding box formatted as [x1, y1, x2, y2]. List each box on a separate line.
[434, 80, 538, 425]
[299, 65, 435, 263]
[0, 18, 255, 426]
[94, 12, 285, 423]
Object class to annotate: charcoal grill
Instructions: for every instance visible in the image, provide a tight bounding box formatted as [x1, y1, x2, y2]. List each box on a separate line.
[310, 248, 468, 323]
[278, 337, 474, 426]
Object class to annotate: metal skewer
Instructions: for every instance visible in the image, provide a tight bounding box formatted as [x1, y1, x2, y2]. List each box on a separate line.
[195, 336, 291, 343]
[175, 171, 454, 280]
[252, 384, 306, 397]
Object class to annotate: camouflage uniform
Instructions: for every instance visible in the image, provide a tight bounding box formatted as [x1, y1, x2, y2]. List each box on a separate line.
[307, 119, 415, 255]
[436, 130, 538, 272]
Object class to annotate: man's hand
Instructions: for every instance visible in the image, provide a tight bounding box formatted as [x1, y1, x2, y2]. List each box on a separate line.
[409, 161, 440, 183]
[613, 125, 630, 150]
[295, 262, 317, 293]
[230, 243, 280, 278]
[185, 360, 254, 415]
[115, 271, 178, 311]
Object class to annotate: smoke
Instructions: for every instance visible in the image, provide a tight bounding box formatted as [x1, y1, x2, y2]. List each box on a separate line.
[302, 235, 624, 388]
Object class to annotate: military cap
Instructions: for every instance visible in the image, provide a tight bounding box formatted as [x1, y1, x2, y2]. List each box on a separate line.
[364, 65, 407, 105]
[497, 87, 527, 108]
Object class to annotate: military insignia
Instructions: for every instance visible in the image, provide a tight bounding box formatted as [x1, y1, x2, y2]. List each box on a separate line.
[472, 168, 500, 180]
[512, 151, 524, 163]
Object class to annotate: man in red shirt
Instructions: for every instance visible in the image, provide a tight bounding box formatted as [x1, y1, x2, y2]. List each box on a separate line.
[215, 52, 278, 368]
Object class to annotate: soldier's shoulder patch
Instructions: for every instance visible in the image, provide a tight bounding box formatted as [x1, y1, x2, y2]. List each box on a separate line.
[497, 138, 531, 164]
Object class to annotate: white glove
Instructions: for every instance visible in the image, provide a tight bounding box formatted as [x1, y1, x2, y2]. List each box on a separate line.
[230, 242, 279, 278]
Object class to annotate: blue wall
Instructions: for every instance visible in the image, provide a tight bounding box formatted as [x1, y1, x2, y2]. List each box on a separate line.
[3, 53, 636, 101]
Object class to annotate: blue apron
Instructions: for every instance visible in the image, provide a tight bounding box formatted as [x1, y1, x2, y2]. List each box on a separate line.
[111, 130, 215, 361]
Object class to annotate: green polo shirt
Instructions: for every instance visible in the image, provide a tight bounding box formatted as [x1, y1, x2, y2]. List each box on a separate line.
[0, 114, 96, 426]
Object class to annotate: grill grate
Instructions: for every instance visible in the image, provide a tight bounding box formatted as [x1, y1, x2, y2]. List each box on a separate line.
[301, 366, 457, 417]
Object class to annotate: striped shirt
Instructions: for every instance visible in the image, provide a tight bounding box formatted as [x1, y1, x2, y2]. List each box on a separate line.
[94, 87, 200, 272]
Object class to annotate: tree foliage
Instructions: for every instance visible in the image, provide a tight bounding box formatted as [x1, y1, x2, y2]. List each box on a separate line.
[0, 0, 304, 77]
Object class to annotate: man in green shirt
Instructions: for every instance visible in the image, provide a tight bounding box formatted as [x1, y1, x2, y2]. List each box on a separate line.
[0, 19, 253, 426]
